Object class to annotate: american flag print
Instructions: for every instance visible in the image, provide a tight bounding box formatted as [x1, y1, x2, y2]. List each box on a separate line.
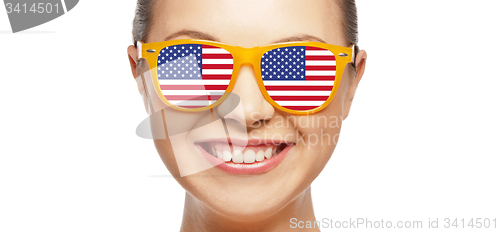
[157, 44, 233, 108]
[261, 46, 336, 111]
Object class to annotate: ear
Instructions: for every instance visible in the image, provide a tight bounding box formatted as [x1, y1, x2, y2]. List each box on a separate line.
[342, 49, 367, 119]
[128, 45, 150, 114]
[127, 45, 139, 78]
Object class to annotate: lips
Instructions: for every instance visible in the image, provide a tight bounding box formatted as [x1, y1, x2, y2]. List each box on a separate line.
[196, 139, 294, 174]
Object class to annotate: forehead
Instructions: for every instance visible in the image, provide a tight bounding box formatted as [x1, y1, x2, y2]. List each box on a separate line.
[148, 0, 345, 47]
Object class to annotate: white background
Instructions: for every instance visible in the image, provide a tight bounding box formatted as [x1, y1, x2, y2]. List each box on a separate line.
[1, 1, 499, 231]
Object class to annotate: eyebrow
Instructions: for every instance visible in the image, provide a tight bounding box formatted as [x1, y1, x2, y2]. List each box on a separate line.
[163, 30, 219, 42]
[163, 29, 327, 44]
[272, 35, 326, 44]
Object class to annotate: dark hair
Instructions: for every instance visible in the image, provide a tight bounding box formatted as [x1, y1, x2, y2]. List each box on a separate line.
[132, 0, 358, 48]
[132, 0, 155, 47]
[338, 0, 359, 67]
[340, 0, 358, 46]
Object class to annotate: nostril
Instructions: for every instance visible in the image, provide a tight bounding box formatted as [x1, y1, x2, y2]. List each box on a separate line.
[251, 118, 271, 128]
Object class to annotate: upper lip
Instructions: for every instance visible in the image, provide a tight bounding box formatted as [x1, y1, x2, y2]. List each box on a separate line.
[195, 138, 295, 146]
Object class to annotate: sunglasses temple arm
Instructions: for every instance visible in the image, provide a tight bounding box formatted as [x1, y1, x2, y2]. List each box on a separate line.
[137, 41, 143, 59]
[351, 44, 359, 68]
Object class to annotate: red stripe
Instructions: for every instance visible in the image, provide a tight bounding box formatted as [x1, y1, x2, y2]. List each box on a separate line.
[305, 76, 336, 81]
[269, 96, 329, 101]
[305, 46, 326, 50]
[305, 55, 336, 61]
[160, 85, 229, 90]
[164, 95, 223, 101]
[202, 54, 233, 59]
[202, 75, 233, 80]
[202, 64, 234, 69]
[202, 45, 219, 48]
[265, 86, 333, 91]
[283, 106, 319, 111]
[305, 65, 336, 71]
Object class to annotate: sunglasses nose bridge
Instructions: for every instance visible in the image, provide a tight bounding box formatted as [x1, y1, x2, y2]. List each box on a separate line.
[232, 47, 260, 68]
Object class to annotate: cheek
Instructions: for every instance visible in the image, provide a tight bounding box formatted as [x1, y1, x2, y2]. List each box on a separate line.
[295, 95, 345, 146]
[290, 88, 346, 169]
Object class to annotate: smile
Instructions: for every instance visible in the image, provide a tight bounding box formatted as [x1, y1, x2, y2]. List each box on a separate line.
[196, 139, 295, 174]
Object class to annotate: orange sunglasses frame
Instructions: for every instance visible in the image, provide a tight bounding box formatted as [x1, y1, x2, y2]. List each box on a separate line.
[138, 39, 355, 115]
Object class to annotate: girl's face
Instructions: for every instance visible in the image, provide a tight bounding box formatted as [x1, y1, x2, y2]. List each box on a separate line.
[136, 0, 364, 220]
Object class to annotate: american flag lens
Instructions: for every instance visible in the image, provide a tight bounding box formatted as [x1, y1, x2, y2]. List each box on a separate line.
[156, 44, 233, 109]
[260, 46, 336, 111]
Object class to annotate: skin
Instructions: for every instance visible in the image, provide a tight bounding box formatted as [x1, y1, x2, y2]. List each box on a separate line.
[127, 0, 367, 231]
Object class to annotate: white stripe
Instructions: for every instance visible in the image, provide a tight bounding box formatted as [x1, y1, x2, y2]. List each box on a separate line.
[171, 101, 213, 106]
[305, 50, 334, 56]
[263, 81, 334, 86]
[267, 91, 331, 96]
[202, 48, 230, 54]
[162, 90, 225, 95]
[202, 59, 233, 64]
[159, 80, 230, 85]
[305, 60, 336, 66]
[60, 0, 68, 13]
[275, 101, 325, 106]
[305, 71, 336, 76]
[202, 69, 233, 75]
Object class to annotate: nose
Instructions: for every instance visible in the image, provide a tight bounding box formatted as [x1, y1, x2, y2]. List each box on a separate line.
[217, 64, 275, 128]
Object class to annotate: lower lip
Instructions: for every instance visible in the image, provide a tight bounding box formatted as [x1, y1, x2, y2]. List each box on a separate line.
[196, 144, 293, 175]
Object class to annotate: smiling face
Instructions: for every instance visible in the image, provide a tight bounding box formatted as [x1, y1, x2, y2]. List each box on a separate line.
[138, 0, 363, 220]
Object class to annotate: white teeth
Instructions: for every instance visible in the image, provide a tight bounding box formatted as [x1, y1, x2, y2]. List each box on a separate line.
[256, 150, 265, 162]
[264, 148, 272, 159]
[232, 148, 241, 157]
[208, 144, 283, 163]
[232, 149, 244, 163]
[216, 150, 223, 159]
[222, 151, 232, 162]
[243, 150, 256, 163]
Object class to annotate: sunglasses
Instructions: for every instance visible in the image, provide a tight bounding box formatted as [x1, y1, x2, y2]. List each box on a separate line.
[137, 39, 355, 114]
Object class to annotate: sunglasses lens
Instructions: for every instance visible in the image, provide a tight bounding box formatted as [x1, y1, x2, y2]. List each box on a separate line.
[156, 44, 233, 109]
[261, 46, 337, 111]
